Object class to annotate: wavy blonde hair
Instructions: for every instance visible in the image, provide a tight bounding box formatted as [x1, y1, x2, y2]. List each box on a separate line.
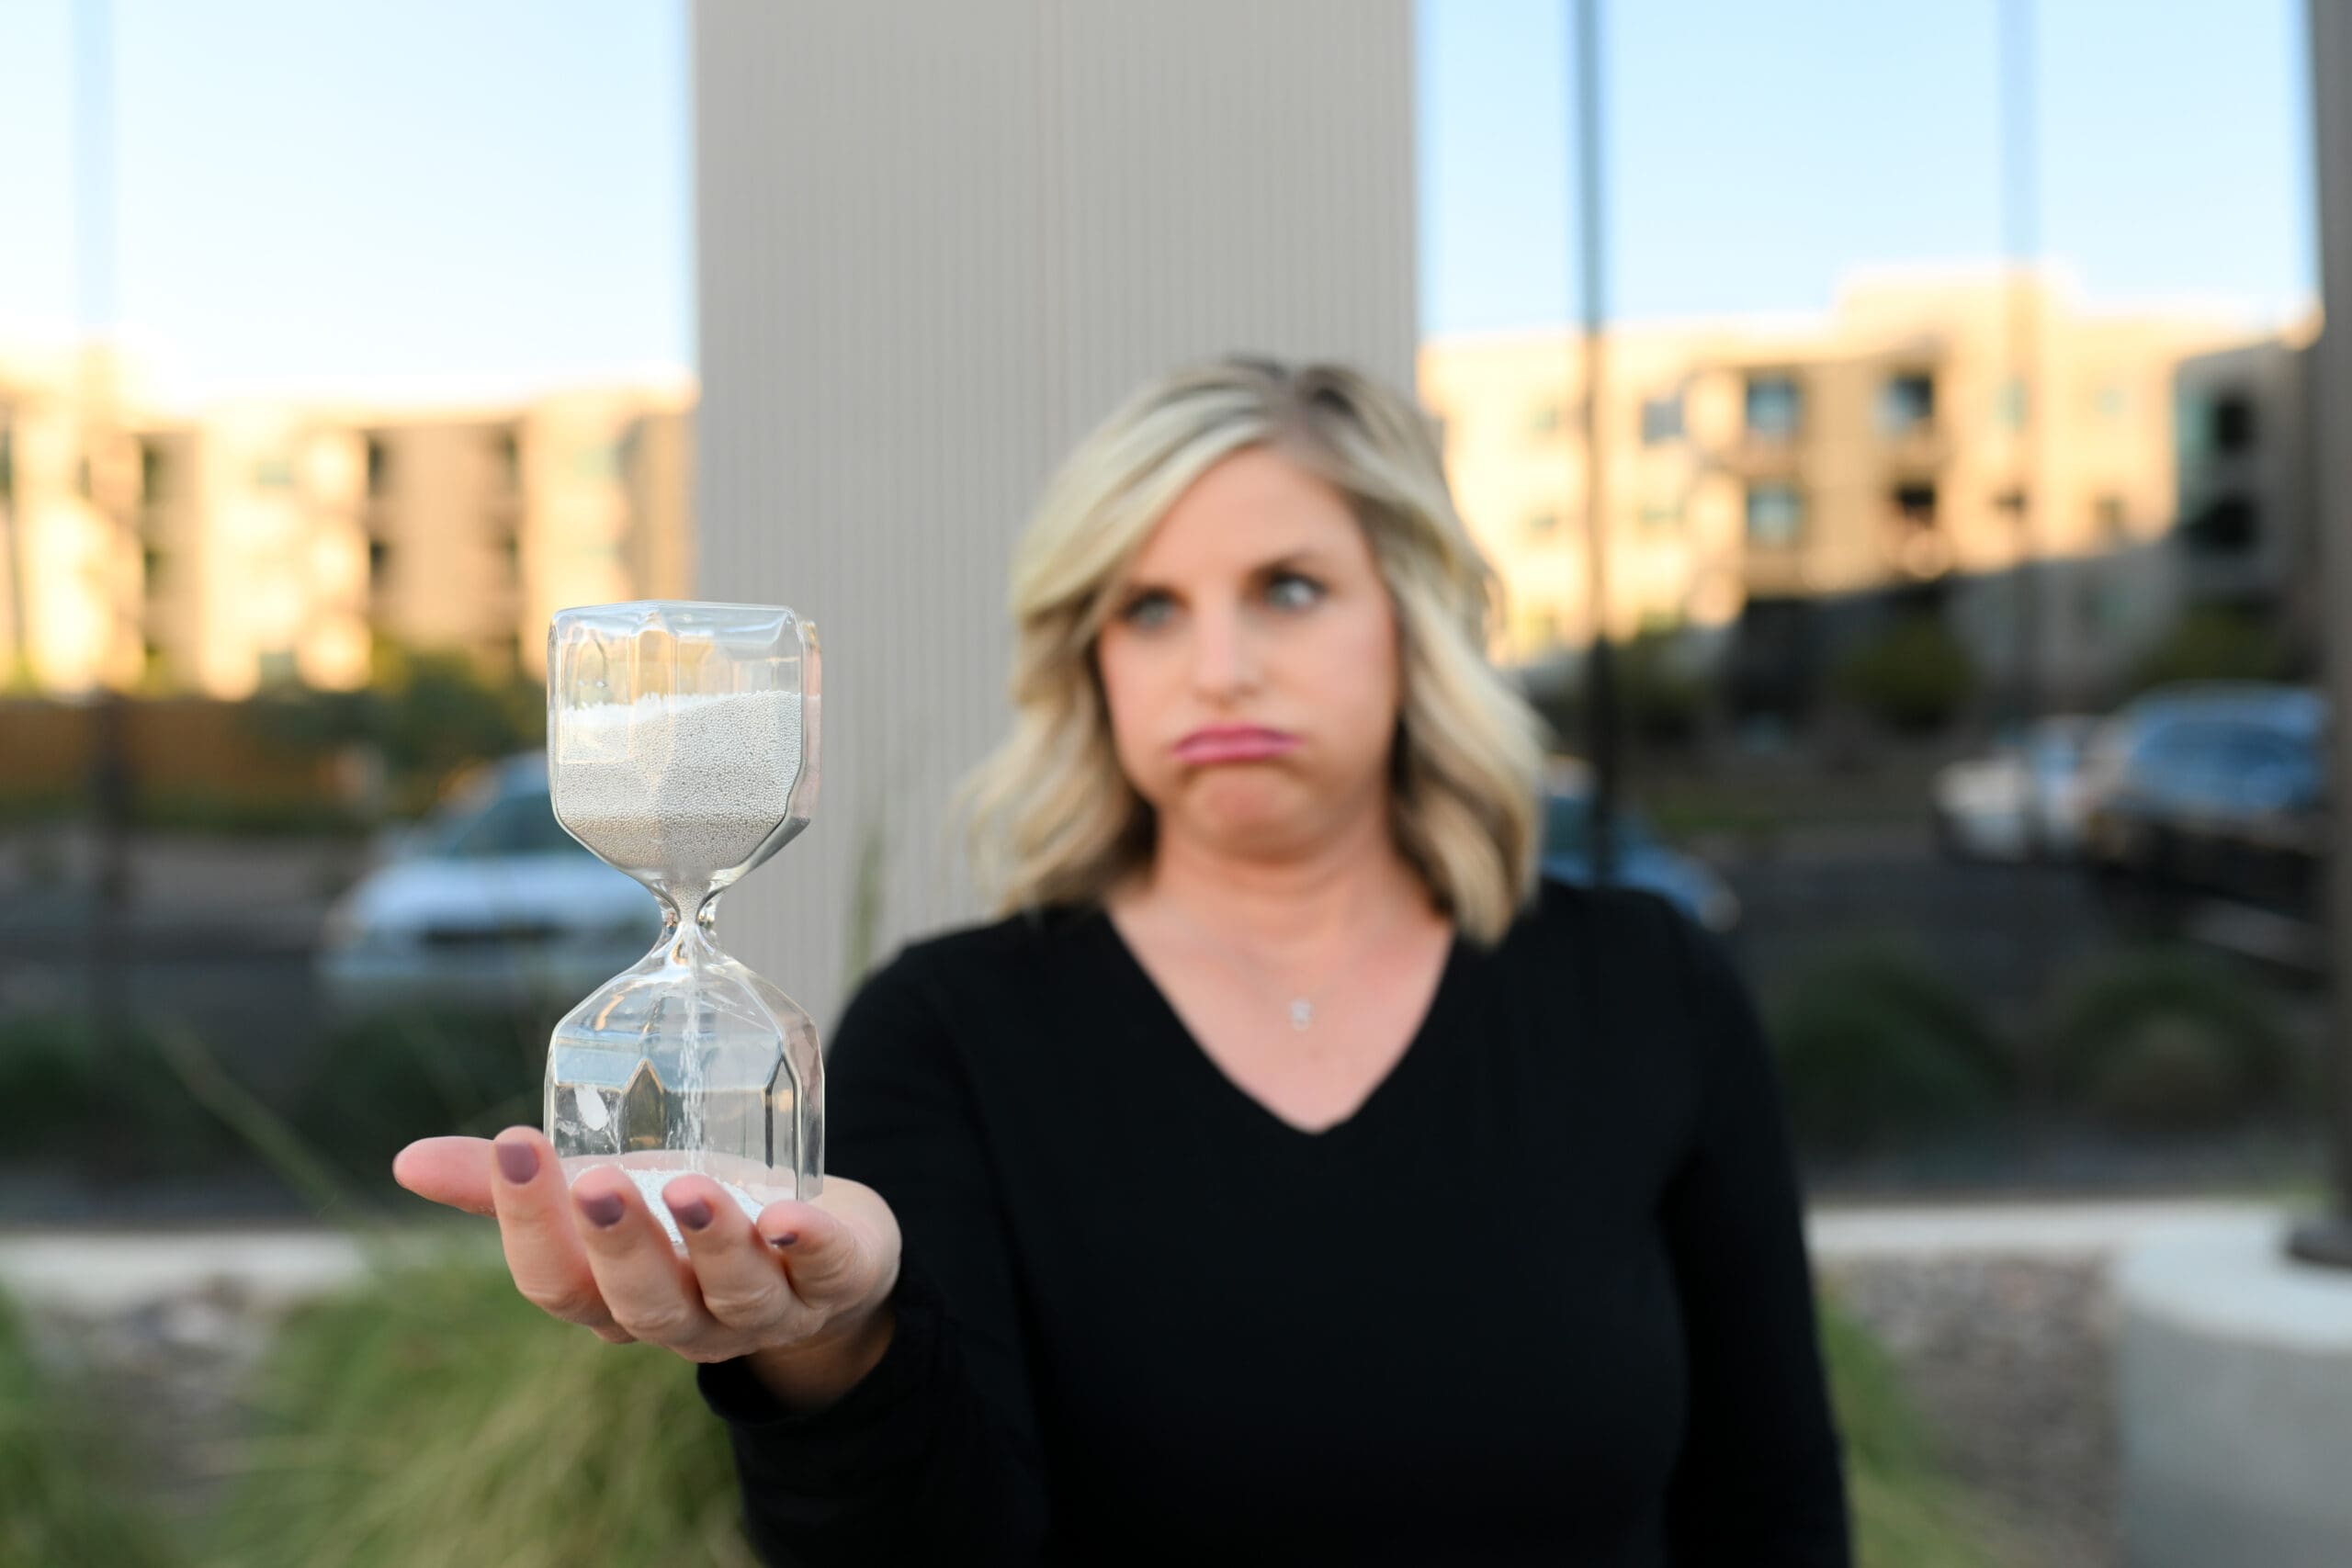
[956, 355, 1546, 946]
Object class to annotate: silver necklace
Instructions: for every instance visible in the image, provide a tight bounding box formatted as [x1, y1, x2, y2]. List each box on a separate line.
[1155, 898, 1406, 1032]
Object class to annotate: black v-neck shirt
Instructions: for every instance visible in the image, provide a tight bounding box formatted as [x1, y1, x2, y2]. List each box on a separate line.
[696, 876, 1852, 1567]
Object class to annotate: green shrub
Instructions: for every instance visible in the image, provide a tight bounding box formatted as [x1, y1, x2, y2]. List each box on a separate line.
[2128, 605, 2296, 693]
[289, 1010, 547, 1190]
[0, 1288, 185, 1568]
[2032, 945, 2298, 1132]
[1832, 613, 1977, 735]
[1817, 1291, 2001, 1568]
[0, 1012, 246, 1176]
[202, 1251, 758, 1568]
[1766, 942, 2007, 1156]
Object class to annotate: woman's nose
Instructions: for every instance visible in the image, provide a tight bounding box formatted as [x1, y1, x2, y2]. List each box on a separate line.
[1190, 606, 1259, 697]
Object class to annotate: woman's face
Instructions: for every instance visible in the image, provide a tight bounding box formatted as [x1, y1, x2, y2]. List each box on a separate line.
[1094, 445, 1402, 862]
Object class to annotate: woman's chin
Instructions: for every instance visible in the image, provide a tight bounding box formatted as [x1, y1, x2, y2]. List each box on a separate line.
[1169, 778, 1320, 854]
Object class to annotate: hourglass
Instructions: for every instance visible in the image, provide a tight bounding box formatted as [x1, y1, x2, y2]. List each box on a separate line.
[544, 601, 823, 1247]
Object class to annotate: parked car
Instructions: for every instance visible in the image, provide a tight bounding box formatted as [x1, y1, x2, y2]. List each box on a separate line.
[1929, 713, 2104, 863]
[2076, 682, 2326, 962]
[1540, 759, 1741, 936]
[317, 752, 661, 1017]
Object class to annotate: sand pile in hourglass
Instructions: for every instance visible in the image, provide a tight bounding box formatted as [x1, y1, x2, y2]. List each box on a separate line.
[553, 687, 805, 1246]
[556, 689, 805, 873]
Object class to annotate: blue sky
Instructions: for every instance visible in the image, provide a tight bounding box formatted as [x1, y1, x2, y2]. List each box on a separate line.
[1419, 0, 2314, 333]
[0, 0, 2316, 403]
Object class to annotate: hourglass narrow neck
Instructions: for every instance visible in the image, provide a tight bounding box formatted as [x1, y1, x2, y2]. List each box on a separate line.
[657, 884, 722, 949]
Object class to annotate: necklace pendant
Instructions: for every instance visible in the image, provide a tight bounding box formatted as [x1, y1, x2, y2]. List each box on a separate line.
[1289, 998, 1313, 1032]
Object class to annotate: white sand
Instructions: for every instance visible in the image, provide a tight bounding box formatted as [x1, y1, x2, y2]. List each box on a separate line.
[554, 689, 804, 876]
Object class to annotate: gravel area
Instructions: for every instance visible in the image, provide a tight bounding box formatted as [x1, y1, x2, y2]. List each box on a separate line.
[17, 1279, 285, 1530]
[1821, 1254, 2120, 1568]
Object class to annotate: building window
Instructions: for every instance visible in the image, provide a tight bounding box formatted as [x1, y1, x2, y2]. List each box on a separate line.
[1530, 610, 1562, 649]
[571, 440, 623, 482]
[2094, 493, 2129, 543]
[1744, 375, 1802, 442]
[1880, 372, 1935, 436]
[368, 538, 391, 582]
[252, 457, 295, 490]
[256, 649, 300, 687]
[1526, 510, 1561, 536]
[2095, 383, 2130, 421]
[141, 546, 165, 593]
[2183, 495, 2259, 555]
[1638, 499, 1684, 531]
[498, 529, 521, 577]
[140, 441, 169, 504]
[365, 436, 391, 497]
[2211, 392, 2256, 454]
[492, 429, 521, 490]
[1892, 482, 1937, 527]
[0, 427, 12, 502]
[76, 455, 94, 498]
[1994, 487, 2029, 515]
[1746, 483, 1804, 546]
[1993, 378, 2027, 431]
[1639, 393, 1684, 445]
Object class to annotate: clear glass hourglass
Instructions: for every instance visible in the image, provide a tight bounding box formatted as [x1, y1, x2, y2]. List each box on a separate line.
[544, 601, 823, 1247]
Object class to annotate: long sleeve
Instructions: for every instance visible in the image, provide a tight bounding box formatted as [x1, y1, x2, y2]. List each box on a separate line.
[695, 951, 1051, 1566]
[1655, 905, 1854, 1567]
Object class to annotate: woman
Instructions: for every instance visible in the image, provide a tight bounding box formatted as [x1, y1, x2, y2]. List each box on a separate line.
[395, 357, 1852, 1566]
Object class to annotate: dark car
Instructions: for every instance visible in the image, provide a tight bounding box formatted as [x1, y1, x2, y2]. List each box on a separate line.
[2077, 682, 2326, 965]
[1539, 759, 1741, 937]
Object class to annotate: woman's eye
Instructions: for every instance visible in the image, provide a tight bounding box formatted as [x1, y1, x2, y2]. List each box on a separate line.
[1117, 592, 1175, 629]
[1265, 572, 1324, 611]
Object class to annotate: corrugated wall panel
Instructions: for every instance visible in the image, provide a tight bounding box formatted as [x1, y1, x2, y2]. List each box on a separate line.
[693, 0, 1416, 1037]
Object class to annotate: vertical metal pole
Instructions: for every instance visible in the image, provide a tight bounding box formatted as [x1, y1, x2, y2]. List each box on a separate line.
[75, 0, 134, 1174]
[2001, 0, 2044, 823]
[1573, 0, 1621, 888]
[2289, 0, 2352, 1269]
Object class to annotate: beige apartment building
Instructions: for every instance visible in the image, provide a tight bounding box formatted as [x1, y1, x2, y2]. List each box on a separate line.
[0, 351, 692, 699]
[1420, 272, 2261, 704]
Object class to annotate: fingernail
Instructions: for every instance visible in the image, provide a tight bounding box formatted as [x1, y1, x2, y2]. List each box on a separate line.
[763, 1229, 800, 1248]
[579, 1191, 625, 1228]
[672, 1196, 713, 1232]
[497, 1141, 538, 1184]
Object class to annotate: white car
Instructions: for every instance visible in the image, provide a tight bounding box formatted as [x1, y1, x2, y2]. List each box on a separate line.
[317, 753, 662, 1018]
[1930, 714, 2105, 863]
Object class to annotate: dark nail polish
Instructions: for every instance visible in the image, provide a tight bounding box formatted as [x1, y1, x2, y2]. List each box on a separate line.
[497, 1141, 538, 1184]
[580, 1191, 625, 1228]
[673, 1197, 713, 1232]
[764, 1230, 801, 1248]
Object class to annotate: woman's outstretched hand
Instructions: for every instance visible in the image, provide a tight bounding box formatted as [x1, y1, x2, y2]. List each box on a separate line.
[392, 1127, 902, 1402]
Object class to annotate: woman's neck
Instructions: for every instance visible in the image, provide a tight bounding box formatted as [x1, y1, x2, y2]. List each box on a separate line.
[1117, 808, 1437, 956]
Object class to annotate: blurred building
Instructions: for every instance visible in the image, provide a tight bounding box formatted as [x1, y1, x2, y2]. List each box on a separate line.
[1421, 272, 2257, 711]
[0, 353, 692, 699]
[2171, 319, 2324, 661]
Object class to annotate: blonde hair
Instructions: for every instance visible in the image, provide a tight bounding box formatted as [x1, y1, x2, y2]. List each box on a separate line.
[956, 355, 1546, 946]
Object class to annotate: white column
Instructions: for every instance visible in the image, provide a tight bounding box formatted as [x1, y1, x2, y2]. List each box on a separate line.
[692, 0, 1419, 1035]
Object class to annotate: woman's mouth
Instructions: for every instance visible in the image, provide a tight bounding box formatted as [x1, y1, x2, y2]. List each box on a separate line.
[1172, 726, 1300, 764]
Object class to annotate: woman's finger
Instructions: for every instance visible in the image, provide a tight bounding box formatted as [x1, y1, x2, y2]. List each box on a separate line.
[571, 1165, 720, 1348]
[486, 1126, 635, 1342]
[390, 1134, 497, 1216]
[661, 1175, 797, 1333]
[753, 1194, 887, 1314]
